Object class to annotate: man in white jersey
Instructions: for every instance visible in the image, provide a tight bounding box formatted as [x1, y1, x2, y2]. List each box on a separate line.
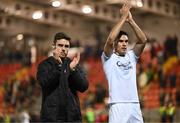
[101, 3, 147, 123]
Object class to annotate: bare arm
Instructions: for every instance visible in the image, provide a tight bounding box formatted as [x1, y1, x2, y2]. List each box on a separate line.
[127, 12, 147, 57]
[104, 4, 131, 57]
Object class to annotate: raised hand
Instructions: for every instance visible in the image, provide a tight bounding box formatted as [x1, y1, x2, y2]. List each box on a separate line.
[120, 1, 132, 18]
[52, 46, 62, 64]
[69, 52, 80, 71]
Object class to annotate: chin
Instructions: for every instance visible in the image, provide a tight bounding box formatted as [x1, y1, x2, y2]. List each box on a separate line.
[60, 56, 66, 58]
[122, 51, 126, 55]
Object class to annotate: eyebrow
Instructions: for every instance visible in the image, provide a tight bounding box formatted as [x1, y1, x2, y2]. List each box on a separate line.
[118, 40, 128, 42]
[57, 44, 70, 48]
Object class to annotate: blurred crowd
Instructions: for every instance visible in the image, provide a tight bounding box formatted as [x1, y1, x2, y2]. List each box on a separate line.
[0, 35, 179, 122]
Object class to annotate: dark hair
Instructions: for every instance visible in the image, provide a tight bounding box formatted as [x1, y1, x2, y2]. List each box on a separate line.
[117, 31, 128, 40]
[114, 31, 128, 45]
[53, 32, 71, 44]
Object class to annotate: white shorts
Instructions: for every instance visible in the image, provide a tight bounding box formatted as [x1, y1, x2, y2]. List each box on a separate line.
[109, 103, 144, 123]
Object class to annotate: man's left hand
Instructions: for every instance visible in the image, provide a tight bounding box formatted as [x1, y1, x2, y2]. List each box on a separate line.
[70, 52, 80, 71]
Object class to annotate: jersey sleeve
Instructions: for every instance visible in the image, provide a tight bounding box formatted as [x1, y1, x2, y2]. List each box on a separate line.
[101, 52, 110, 64]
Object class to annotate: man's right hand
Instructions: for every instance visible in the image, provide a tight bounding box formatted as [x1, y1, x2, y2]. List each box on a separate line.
[52, 47, 62, 64]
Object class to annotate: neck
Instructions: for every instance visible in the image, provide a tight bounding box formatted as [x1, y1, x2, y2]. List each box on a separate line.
[61, 57, 65, 62]
[115, 52, 125, 57]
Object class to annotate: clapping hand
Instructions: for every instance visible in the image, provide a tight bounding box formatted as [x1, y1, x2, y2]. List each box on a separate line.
[120, 1, 132, 18]
[70, 52, 80, 71]
[52, 46, 62, 64]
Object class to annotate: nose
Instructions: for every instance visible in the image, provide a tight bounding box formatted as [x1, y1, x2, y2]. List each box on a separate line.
[122, 42, 127, 46]
[62, 47, 66, 52]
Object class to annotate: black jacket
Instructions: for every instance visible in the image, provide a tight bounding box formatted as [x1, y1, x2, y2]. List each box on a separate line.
[36, 56, 89, 122]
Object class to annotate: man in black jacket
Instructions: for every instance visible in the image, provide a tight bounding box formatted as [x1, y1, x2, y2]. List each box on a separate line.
[37, 32, 89, 122]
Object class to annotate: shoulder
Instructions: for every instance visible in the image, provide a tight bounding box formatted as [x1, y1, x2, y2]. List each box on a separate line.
[38, 56, 55, 68]
[127, 50, 134, 54]
[127, 50, 139, 62]
[101, 52, 114, 63]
